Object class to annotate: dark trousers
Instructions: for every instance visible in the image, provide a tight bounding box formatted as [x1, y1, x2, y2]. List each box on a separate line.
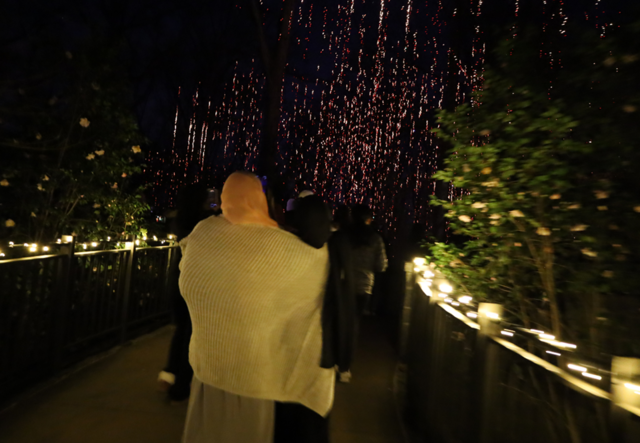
[274, 402, 329, 443]
[164, 291, 193, 401]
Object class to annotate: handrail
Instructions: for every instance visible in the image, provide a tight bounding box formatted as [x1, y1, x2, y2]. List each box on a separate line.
[492, 336, 611, 401]
[74, 249, 128, 256]
[135, 245, 178, 251]
[1, 241, 179, 403]
[438, 302, 480, 331]
[0, 244, 179, 263]
[432, 289, 612, 401]
[0, 253, 66, 264]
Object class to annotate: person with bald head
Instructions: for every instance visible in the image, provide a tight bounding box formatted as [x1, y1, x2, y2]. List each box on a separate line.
[179, 172, 334, 443]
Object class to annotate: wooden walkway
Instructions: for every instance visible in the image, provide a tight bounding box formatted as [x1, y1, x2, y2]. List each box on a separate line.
[0, 318, 405, 443]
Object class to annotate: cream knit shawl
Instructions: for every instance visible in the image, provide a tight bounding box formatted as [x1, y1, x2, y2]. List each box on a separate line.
[179, 215, 335, 416]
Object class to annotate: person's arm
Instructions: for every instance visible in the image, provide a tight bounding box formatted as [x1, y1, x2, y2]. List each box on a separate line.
[374, 234, 388, 273]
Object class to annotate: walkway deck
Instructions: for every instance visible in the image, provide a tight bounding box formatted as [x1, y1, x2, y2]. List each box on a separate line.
[0, 318, 405, 443]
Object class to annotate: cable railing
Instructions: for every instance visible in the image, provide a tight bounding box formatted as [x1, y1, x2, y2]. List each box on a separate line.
[400, 260, 640, 443]
[0, 237, 179, 403]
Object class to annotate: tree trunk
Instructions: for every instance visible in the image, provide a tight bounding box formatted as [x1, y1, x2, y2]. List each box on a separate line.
[250, 0, 297, 184]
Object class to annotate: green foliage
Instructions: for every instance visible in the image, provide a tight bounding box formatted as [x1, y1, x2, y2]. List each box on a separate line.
[428, 23, 640, 353]
[0, 38, 149, 242]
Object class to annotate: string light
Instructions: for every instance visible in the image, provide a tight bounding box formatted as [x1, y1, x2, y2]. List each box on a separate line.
[567, 364, 587, 372]
[458, 296, 472, 304]
[540, 339, 577, 349]
[582, 372, 602, 380]
[145, 0, 618, 244]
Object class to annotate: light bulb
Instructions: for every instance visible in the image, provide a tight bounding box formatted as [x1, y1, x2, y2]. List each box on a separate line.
[413, 257, 426, 267]
[582, 372, 601, 380]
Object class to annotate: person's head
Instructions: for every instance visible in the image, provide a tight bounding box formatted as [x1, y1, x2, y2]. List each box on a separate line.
[293, 195, 332, 249]
[333, 205, 351, 230]
[351, 204, 373, 226]
[348, 204, 376, 247]
[221, 171, 277, 227]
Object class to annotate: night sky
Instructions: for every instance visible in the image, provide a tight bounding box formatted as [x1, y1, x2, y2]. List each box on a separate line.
[3, 0, 631, 244]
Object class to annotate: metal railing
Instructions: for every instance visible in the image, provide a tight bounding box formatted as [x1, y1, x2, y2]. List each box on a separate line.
[400, 266, 640, 443]
[0, 238, 179, 402]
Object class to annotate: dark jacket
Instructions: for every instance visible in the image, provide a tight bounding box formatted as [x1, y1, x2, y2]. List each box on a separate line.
[320, 230, 355, 372]
[294, 197, 356, 372]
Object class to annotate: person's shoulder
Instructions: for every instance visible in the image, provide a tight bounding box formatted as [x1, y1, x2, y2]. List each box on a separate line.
[188, 214, 227, 236]
[199, 214, 226, 227]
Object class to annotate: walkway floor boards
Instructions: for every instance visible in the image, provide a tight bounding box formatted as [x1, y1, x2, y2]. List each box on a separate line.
[0, 318, 405, 443]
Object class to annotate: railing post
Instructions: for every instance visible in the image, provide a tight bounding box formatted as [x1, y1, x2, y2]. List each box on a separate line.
[473, 303, 504, 443]
[611, 357, 640, 442]
[398, 261, 417, 358]
[119, 235, 136, 343]
[424, 277, 445, 442]
[52, 235, 75, 371]
[404, 264, 439, 439]
[166, 244, 180, 311]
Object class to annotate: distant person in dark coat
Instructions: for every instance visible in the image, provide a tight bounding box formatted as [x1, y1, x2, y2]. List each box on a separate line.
[157, 183, 210, 402]
[348, 205, 388, 316]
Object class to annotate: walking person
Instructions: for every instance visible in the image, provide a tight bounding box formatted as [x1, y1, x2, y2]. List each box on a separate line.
[293, 200, 355, 365]
[348, 205, 388, 316]
[157, 183, 210, 403]
[179, 172, 335, 443]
